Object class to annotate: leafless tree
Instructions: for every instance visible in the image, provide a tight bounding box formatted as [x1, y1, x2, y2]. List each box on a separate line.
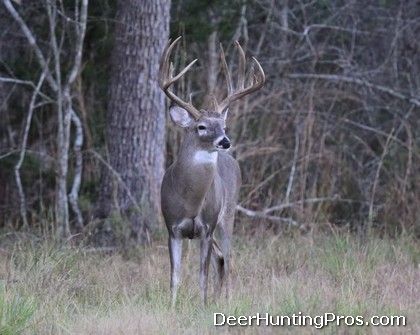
[2, 0, 88, 239]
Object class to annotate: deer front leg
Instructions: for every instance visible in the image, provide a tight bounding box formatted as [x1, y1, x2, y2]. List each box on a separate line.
[199, 236, 213, 305]
[169, 236, 183, 307]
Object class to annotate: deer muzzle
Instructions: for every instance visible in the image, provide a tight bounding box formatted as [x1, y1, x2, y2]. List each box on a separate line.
[217, 136, 231, 150]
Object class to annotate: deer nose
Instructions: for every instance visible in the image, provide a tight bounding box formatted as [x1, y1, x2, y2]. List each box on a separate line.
[217, 137, 231, 149]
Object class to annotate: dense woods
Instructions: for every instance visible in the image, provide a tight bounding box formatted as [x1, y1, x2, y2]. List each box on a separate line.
[1, 0, 419, 244]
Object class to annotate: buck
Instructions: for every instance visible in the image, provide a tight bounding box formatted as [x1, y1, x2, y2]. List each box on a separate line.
[158, 37, 265, 306]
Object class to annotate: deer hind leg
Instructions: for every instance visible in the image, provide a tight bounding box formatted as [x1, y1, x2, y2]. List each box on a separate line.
[211, 238, 224, 300]
[168, 236, 183, 307]
[199, 237, 213, 305]
[220, 232, 232, 300]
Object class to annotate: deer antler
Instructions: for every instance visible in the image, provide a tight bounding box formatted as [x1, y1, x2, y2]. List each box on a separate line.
[159, 37, 201, 120]
[159, 38, 265, 118]
[215, 41, 265, 114]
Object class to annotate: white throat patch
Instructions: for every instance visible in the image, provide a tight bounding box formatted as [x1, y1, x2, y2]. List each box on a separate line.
[192, 150, 218, 165]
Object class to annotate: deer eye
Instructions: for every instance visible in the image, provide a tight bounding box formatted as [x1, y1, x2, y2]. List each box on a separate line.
[197, 125, 206, 130]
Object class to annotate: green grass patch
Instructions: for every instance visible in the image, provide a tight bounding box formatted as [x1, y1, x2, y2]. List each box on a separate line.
[0, 285, 37, 335]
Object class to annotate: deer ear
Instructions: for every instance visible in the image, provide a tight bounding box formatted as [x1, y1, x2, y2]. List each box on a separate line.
[169, 105, 194, 127]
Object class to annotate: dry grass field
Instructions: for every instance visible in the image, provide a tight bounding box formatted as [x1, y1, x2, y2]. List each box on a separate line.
[0, 229, 419, 334]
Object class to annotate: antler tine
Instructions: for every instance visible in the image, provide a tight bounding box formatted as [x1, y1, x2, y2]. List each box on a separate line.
[210, 93, 219, 114]
[159, 37, 201, 120]
[220, 44, 233, 96]
[251, 56, 265, 87]
[236, 41, 246, 91]
[248, 66, 255, 87]
[215, 41, 266, 114]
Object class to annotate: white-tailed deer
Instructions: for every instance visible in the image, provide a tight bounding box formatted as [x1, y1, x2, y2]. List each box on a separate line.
[159, 37, 265, 306]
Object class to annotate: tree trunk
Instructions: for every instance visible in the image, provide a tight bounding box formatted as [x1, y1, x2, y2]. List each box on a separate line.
[95, 0, 170, 245]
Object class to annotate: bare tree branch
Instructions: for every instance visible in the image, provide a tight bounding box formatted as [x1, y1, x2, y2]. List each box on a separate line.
[287, 73, 420, 107]
[368, 128, 395, 235]
[285, 122, 300, 203]
[87, 150, 142, 215]
[343, 118, 418, 157]
[263, 196, 366, 215]
[0, 76, 54, 102]
[2, 0, 58, 92]
[68, 109, 84, 229]
[66, 0, 88, 88]
[15, 70, 47, 228]
[66, 0, 88, 231]
[236, 205, 299, 226]
[0, 77, 34, 86]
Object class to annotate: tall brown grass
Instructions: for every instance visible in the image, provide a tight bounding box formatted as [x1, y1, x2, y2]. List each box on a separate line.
[0, 229, 418, 334]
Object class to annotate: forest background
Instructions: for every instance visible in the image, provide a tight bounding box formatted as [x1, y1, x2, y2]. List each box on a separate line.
[1, 0, 419, 242]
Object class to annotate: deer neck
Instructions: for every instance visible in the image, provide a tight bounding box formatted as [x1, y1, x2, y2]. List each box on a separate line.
[173, 132, 218, 198]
